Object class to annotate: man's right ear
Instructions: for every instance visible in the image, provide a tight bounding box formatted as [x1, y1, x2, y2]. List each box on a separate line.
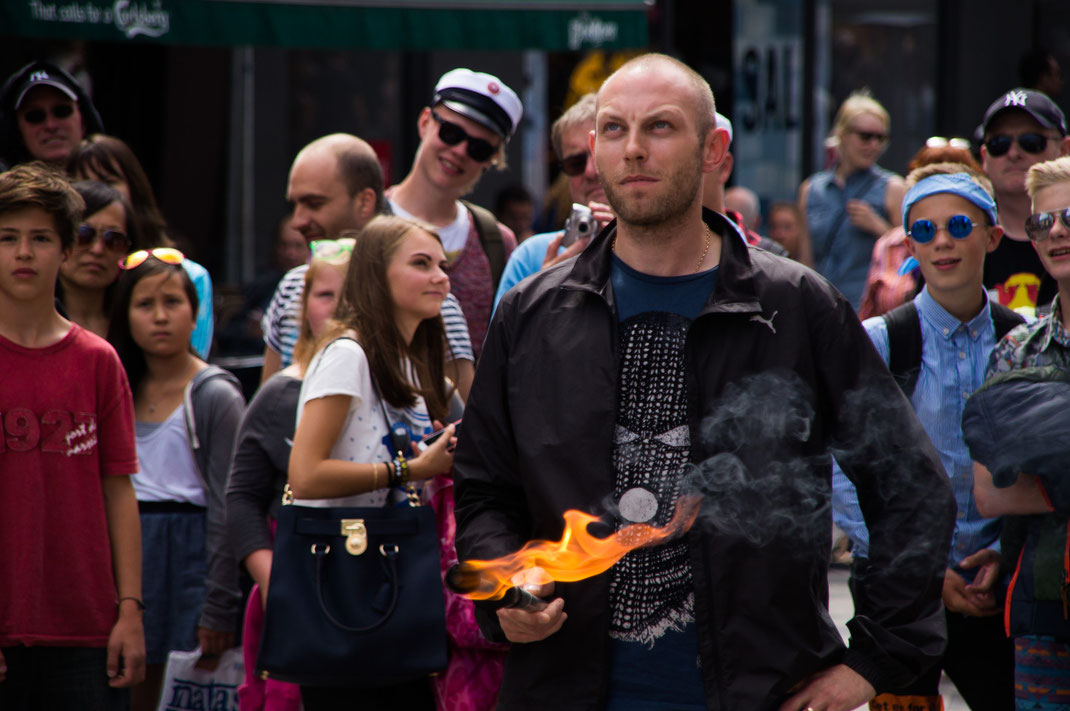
[1058, 135, 1070, 156]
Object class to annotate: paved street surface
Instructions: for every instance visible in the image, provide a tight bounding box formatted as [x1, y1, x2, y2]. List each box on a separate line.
[829, 567, 968, 710]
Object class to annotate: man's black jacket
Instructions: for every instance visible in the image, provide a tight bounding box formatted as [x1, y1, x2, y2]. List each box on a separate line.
[454, 210, 955, 710]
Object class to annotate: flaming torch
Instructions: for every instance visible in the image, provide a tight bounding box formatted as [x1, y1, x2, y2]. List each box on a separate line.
[447, 495, 701, 610]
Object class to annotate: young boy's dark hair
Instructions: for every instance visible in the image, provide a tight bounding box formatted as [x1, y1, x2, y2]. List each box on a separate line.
[0, 161, 84, 249]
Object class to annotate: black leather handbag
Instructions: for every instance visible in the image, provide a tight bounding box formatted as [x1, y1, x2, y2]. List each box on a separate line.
[257, 341, 447, 686]
[256, 491, 448, 686]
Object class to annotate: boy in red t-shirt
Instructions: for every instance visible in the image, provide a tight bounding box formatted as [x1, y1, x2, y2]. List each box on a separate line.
[0, 163, 145, 708]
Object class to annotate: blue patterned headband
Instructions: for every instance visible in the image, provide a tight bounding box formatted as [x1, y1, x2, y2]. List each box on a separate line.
[901, 173, 998, 228]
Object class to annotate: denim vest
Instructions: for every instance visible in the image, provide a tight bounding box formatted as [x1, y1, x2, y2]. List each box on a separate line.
[807, 165, 894, 309]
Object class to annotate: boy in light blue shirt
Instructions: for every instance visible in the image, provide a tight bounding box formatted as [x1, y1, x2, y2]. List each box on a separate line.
[832, 164, 1020, 710]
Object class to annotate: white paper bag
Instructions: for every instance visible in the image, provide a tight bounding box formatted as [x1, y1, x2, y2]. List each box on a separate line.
[157, 646, 244, 711]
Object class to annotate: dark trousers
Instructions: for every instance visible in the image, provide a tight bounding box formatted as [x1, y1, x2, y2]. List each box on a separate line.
[300, 678, 434, 710]
[0, 646, 129, 711]
[942, 611, 1014, 711]
[849, 560, 1014, 710]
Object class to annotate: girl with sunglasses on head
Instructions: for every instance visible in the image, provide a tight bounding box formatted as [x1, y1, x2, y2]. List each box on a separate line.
[798, 90, 907, 310]
[225, 237, 353, 711]
[106, 248, 245, 711]
[286, 216, 463, 710]
[57, 180, 141, 337]
[71, 134, 216, 358]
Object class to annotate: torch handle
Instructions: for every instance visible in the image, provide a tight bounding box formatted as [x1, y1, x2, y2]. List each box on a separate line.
[500, 586, 549, 611]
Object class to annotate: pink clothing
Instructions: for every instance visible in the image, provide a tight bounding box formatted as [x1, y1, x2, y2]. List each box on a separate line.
[445, 216, 516, 360]
[239, 584, 302, 711]
[426, 474, 508, 711]
[858, 226, 917, 320]
[0, 325, 138, 647]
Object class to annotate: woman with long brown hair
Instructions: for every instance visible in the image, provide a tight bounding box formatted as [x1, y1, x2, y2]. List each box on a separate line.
[287, 215, 457, 709]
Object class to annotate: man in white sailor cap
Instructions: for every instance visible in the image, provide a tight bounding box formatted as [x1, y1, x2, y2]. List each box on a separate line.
[388, 68, 523, 360]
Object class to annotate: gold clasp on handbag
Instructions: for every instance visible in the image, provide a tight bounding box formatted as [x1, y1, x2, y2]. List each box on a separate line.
[341, 519, 367, 556]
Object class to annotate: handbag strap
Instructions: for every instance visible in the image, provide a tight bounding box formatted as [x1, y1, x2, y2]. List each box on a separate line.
[312, 544, 402, 633]
[332, 336, 421, 507]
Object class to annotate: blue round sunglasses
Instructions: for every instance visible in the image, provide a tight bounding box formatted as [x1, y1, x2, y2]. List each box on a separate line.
[907, 215, 974, 243]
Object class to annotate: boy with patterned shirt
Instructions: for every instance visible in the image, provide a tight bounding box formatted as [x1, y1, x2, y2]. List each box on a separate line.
[967, 155, 1070, 709]
[0, 162, 144, 709]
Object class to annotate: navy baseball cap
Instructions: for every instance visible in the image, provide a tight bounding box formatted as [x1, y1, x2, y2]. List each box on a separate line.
[981, 88, 1068, 136]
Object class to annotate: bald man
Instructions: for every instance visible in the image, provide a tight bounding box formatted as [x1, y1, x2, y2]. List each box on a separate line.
[259, 134, 384, 380]
[455, 53, 953, 710]
[259, 134, 475, 396]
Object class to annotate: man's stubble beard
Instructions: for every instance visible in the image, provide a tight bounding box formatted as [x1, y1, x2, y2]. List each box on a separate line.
[601, 154, 703, 232]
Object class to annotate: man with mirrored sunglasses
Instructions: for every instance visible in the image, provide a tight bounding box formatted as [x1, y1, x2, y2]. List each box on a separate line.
[388, 68, 522, 358]
[965, 154, 1070, 708]
[0, 60, 104, 169]
[979, 88, 1070, 318]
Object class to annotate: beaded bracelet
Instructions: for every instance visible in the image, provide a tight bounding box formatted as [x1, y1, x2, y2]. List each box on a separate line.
[395, 452, 410, 486]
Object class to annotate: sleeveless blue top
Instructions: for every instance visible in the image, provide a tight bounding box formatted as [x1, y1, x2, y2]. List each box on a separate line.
[806, 165, 894, 309]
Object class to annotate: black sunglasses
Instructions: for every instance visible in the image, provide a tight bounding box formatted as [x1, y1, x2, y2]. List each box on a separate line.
[851, 129, 887, 144]
[559, 152, 589, 177]
[431, 112, 498, 163]
[76, 224, 130, 252]
[1025, 207, 1070, 242]
[984, 133, 1051, 157]
[20, 103, 75, 125]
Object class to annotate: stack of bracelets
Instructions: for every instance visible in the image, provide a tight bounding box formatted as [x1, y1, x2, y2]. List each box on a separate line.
[387, 452, 410, 488]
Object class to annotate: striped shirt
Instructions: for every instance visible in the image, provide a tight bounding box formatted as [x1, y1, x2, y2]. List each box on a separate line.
[261, 264, 474, 367]
[831, 287, 1003, 564]
[261, 265, 307, 365]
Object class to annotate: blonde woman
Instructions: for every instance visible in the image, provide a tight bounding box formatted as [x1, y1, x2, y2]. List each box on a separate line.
[798, 91, 906, 309]
[225, 238, 352, 711]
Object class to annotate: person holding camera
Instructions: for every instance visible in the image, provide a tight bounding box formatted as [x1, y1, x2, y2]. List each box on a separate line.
[493, 93, 614, 310]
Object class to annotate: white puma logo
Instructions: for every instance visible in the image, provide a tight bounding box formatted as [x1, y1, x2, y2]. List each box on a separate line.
[750, 310, 778, 334]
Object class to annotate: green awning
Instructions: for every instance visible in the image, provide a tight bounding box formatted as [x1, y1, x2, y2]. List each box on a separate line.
[1, 0, 649, 50]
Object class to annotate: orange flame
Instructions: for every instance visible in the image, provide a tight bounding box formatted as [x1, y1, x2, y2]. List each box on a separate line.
[462, 495, 701, 601]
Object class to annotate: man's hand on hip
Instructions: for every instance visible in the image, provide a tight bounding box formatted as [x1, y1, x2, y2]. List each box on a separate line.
[777, 663, 876, 711]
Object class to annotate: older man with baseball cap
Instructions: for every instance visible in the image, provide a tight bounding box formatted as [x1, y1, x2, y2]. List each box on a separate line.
[388, 68, 522, 358]
[0, 60, 104, 168]
[980, 87, 1070, 317]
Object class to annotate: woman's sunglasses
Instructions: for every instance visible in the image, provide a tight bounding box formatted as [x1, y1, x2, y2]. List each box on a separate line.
[76, 224, 130, 252]
[559, 152, 589, 177]
[984, 133, 1050, 157]
[20, 103, 75, 125]
[907, 215, 975, 243]
[851, 129, 888, 144]
[431, 112, 498, 163]
[1024, 207, 1070, 242]
[119, 247, 185, 270]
